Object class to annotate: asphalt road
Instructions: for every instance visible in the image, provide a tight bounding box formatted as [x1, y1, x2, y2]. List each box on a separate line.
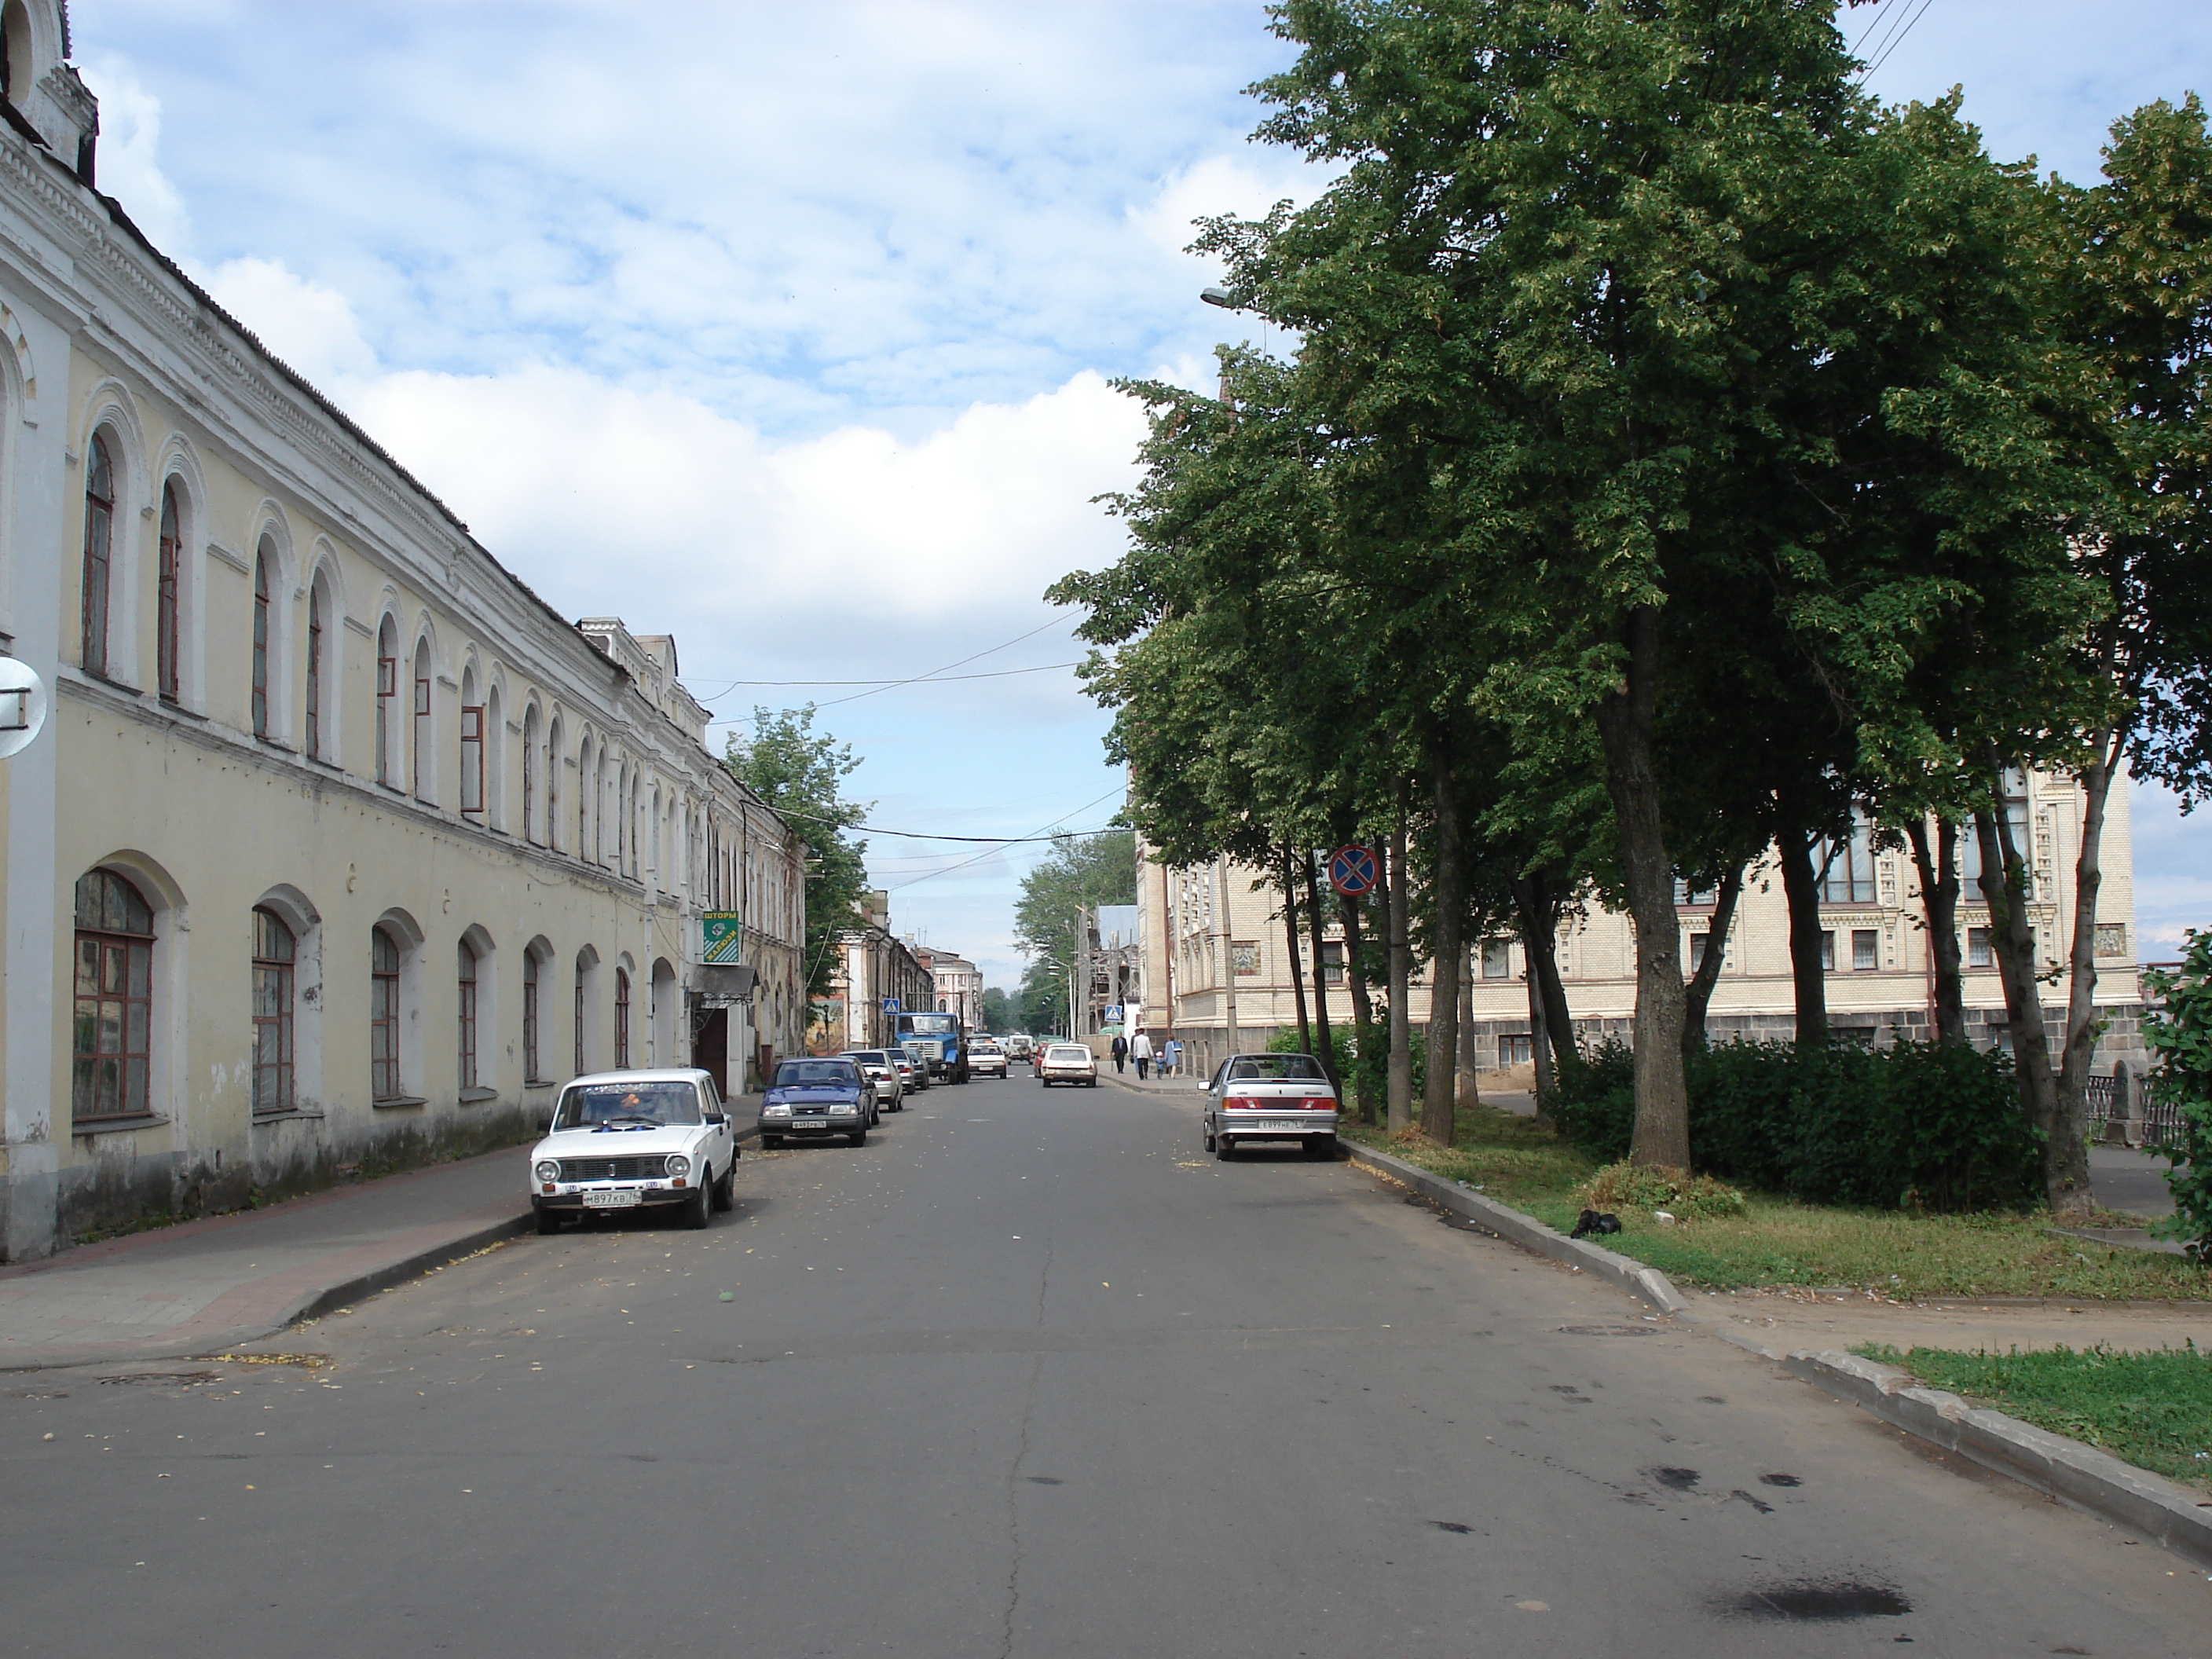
[4, 1074, 2207, 1657]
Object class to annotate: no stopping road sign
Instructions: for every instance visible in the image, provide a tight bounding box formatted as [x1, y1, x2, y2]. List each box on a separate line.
[1327, 844, 1379, 897]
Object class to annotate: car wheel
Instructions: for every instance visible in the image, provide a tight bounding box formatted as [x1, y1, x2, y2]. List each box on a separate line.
[1203, 1124, 1215, 1152]
[682, 1179, 711, 1229]
[1215, 1135, 1236, 1161]
[1305, 1136, 1337, 1160]
[1086, 1079, 1098, 1087]
[712, 1159, 736, 1210]
[848, 1128, 868, 1147]
[535, 1205, 563, 1236]
[761, 1134, 783, 1148]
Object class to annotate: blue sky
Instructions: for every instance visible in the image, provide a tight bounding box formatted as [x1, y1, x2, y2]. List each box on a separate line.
[70, 0, 2212, 988]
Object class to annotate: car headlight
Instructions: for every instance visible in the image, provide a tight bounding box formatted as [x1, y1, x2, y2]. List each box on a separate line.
[664, 1154, 691, 1178]
[830, 1103, 859, 1116]
[534, 1160, 561, 1183]
[764, 1103, 792, 1117]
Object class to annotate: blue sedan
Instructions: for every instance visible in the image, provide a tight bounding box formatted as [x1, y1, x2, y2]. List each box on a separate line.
[758, 1057, 875, 1148]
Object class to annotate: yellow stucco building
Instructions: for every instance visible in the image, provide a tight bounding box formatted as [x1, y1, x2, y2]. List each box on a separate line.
[0, 2, 807, 1258]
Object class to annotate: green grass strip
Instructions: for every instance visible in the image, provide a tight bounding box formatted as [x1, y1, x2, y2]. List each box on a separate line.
[1853, 1342, 2212, 1491]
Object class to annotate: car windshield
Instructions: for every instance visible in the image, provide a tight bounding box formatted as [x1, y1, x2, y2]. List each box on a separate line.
[902, 1015, 958, 1035]
[554, 1081, 703, 1129]
[1226, 1055, 1328, 1082]
[843, 1052, 888, 1066]
[1046, 1046, 1090, 1062]
[775, 1060, 861, 1089]
[972, 1044, 1002, 1055]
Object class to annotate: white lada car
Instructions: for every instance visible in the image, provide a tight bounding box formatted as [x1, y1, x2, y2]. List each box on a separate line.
[529, 1068, 738, 1232]
[1202, 1053, 1340, 1160]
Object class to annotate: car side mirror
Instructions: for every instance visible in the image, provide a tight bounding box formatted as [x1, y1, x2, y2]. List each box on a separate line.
[705, 1111, 727, 1126]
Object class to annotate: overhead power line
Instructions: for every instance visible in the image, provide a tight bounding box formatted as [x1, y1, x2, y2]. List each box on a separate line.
[699, 661, 1079, 690]
[774, 803, 1133, 844]
[885, 787, 1129, 893]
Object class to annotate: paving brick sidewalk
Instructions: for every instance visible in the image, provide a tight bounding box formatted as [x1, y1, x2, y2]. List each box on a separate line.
[0, 1145, 540, 1371]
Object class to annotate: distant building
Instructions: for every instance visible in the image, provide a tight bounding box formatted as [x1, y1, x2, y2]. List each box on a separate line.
[1135, 773, 2145, 1090]
[917, 948, 983, 1029]
[822, 892, 933, 1052]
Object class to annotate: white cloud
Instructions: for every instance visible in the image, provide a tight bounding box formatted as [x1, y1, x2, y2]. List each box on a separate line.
[202, 258, 381, 386]
[342, 363, 1143, 646]
[75, 54, 188, 248]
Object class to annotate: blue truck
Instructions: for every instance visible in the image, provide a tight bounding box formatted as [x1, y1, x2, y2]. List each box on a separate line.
[892, 1010, 969, 1084]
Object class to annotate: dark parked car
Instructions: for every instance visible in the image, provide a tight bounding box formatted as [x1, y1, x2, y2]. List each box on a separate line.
[759, 1057, 874, 1147]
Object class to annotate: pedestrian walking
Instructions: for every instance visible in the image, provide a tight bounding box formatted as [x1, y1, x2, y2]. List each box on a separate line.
[1110, 1032, 1129, 1074]
[1131, 1030, 1153, 1081]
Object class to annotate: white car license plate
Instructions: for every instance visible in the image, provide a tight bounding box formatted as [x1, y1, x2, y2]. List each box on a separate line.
[584, 1188, 641, 1208]
[1260, 1119, 1302, 1131]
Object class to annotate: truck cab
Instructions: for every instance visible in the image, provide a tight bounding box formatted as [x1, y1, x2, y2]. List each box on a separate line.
[891, 1010, 969, 1083]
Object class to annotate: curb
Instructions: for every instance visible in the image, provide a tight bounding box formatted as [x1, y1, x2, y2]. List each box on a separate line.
[1342, 1139, 1690, 1314]
[287, 1212, 535, 1328]
[1341, 1134, 2212, 1569]
[1752, 1340, 2212, 1569]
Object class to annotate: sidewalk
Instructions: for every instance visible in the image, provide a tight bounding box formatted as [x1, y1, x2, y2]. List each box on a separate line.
[0, 1145, 534, 1370]
[0, 1094, 771, 1371]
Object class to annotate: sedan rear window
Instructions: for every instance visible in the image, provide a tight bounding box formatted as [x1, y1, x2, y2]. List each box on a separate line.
[1226, 1055, 1327, 1081]
[776, 1060, 862, 1088]
[1045, 1046, 1091, 1062]
[555, 1082, 704, 1130]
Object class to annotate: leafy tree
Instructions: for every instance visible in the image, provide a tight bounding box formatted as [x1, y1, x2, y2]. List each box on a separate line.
[1017, 959, 1068, 1038]
[1013, 831, 1138, 1009]
[2141, 930, 2212, 1262]
[723, 705, 870, 1001]
[979, 987, 1013, 1032]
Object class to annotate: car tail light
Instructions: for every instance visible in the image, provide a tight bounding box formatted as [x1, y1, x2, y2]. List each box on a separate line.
[1224, 1095, 1265, 1111]
[1302, 1096, 1336, 1111]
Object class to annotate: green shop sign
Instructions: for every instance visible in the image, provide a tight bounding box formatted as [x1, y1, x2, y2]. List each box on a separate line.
[701, 912, 743, 963]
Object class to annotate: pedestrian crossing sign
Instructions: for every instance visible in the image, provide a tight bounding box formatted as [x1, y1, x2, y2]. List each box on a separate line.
[701, 912, 743, 963]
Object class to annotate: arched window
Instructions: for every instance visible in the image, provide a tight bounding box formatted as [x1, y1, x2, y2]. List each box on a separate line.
[81, 432, 114, 676]
[457, 939, 480, 1090]
[573, 954, 589, 1075]
[577, 736, 593, 859]
[522, 705, 540, 843]
[0, 2, 31, 112]
[375, 618, 399, 786]
[251, 907, 296, 1113]
[460, 671, 484, 819]
[157, 482, 182, 702]
[251, 551, 272, 738]
[614, 967, 632, 1068]
[306, 584, 325, 758]
[371, 926, 403, 1101]
[412, 639, 433, 802]
[546, 720, 562, 851]
[522, 949, 542, 1081]
[72, 869, 154, 1122]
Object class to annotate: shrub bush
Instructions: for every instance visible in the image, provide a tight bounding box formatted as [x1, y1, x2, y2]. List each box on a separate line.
[1581, 1162, 1747, 1218]
[1540, 1037, 1635, 1159]
[1544, 1035, 2040, 1213]
[2143, 931, 2212, 1263]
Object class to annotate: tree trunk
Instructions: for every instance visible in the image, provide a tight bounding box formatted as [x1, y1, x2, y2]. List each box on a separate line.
[1526, 964, 1555, 1119]
[1303, 848, 1342, 1094]
[1776, 826, 1830, 1048]
[1680, 862, 1745, 1057]
[1387, 787, 1414, 1133]
[1514, 870, 1577, 1081]
[1906, 818, 1967, 1046]
[1976, 782, 2089, 1217]
[2061, 734, 2125, 1213]
[1339, 880, 1379, 1124]
[1421, 743, 1463, 1147]
[1591, 606, 1690, 1170]
[1456, 943, 1481, 1110]
[1281, 844, 1312, 1060]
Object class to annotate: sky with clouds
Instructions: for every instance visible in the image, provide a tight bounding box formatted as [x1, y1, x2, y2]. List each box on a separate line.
[68, 0, 2212, 990]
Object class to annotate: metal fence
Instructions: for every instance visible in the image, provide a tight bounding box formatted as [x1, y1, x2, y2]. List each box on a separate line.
[2085, 1068, 2185, 1147]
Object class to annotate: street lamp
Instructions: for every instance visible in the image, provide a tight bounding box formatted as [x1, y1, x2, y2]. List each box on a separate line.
[1199, 285, 1236, 308]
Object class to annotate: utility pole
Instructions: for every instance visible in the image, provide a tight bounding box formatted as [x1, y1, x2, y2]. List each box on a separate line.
[1218, 854, 1240, 1064]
